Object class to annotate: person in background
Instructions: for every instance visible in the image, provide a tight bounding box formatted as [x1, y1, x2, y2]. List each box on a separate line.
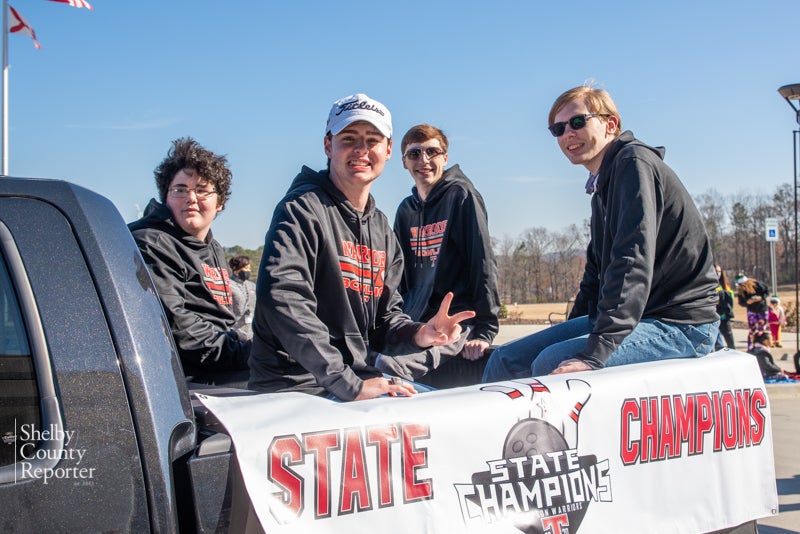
[228, 255, 256, 340]
[129, 137, 250, 386]
[483, 85, 719, 381]
[375, 124, 500, 385]
[715, 265, 736, 349]
[248, 93, 474, 401]
[735, 273, 770, 351]
[767, 296, 786, 348]
[748, 320, 786, 380]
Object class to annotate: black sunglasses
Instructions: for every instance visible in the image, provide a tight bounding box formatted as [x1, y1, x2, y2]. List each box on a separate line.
[403, 146, 446, 161]
[548, 113, 609, 137]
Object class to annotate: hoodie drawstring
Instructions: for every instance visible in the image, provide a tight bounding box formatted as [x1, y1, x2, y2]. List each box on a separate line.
[415, 202, 424, 269]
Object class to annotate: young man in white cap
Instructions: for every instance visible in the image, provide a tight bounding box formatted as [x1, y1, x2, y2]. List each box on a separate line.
[248, 93, 474, 401]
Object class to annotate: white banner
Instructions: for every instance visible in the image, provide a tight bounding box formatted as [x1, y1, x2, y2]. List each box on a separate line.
[196, 351, 778, 534]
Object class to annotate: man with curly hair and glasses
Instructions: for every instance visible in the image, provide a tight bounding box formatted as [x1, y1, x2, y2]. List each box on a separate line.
[483, 85, 720, 381]
[129, 137, 250, 387]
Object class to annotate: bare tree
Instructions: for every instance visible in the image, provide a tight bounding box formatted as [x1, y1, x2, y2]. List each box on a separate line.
[489, 183, 797, 310]
[495, 236, 518, 304]
[695, 190, 729, 266]
[772, 183, 795, 283]
[544, 224, 586, 303]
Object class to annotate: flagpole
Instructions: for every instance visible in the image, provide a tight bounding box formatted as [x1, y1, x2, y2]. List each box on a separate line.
[2, 0, 8, 176]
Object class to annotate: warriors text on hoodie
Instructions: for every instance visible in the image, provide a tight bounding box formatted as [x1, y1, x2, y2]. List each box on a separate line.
[394, 164, 499, 346]
[248, 167, 423, 401]
[129, 199, 250, 385]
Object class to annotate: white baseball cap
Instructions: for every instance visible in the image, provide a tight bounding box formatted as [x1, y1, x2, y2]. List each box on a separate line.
[326, 93, 392, 139]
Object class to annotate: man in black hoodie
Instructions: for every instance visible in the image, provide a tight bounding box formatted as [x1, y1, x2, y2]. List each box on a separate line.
[376, 124, 499, 383]
[483, 85, 719, 381]
[129, 137, 250, 386]
[248, 94, 475, 401]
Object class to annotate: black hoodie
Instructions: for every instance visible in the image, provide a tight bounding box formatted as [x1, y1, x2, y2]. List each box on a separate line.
[569, 131, 719, 368]
[129, 199, 250, 384]
[394, 165, 499, 344]
[248, 167, 421, 401]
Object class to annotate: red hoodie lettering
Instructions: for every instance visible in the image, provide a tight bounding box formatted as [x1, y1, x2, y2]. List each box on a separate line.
[340, 241, 386, 301]
[201, 262, 231, 306]
[407, 219, 447, 265]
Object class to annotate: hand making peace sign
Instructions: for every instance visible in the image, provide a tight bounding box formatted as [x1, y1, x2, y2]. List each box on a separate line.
[413, 292, 476, 348]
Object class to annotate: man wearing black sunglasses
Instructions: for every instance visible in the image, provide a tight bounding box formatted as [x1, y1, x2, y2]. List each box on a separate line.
[483, 85, 720, 381]
[375, 124, 500, 386]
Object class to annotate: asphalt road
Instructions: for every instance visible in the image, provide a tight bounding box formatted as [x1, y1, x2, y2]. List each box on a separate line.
[494, 323, 800, 533]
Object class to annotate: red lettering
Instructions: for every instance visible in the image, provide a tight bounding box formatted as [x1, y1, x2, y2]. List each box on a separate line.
[339, 428, 371, 514]
[620, 399, 639, 465]
[750, 389, 767, 444]
[267, 436, 304, 523]
[269, 422, 433, 520]
[720, 391, 738, 450]
[640, 397, 659, 462]
[303, 431, 340, 519]
[541, 514, 570, 534]
[367, 424, 400, 507]
[621, 389, 767, 466]
[712, 391, 722, 451]
[736, 389, 752, 447]
[673, 394, 696, 455]
[402, 424, 432, 502]
[357, 245, 370, 264]
[658, 396, 675, 459]
[695, 393, 713, 454]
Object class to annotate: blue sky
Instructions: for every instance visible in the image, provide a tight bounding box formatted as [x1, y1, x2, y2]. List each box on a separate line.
[5, 0, 800, 249]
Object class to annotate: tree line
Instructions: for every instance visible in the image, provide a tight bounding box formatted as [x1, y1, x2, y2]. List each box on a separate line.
[495, 183, 798, 306]
[225, 182, 798, 307]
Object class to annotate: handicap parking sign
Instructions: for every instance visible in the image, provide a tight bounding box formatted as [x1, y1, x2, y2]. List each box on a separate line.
[765, 218, 779, 242]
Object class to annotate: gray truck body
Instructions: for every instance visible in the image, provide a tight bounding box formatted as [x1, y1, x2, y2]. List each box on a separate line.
[0, 178, 242, 532]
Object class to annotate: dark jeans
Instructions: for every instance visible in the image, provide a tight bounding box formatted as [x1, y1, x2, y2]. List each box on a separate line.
[719, 319, 736, 349]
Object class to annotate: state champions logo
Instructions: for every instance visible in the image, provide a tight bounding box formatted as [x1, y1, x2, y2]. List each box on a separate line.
[454, 379, 612, 534]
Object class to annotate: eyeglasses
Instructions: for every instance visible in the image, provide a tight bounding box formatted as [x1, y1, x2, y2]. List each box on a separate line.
[548, 113, 609, 137]
[168, 185, 217, 199]
[403, 146, 446, 161]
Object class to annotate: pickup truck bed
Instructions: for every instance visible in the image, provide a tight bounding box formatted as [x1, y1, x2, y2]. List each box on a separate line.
[0, 178, 770, 533]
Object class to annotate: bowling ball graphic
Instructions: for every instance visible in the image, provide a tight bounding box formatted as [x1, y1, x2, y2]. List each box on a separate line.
[503, 418, 568, 458]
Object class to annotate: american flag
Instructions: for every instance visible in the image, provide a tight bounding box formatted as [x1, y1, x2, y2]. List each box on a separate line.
[47, 0, 93, 10]
[8, 5, 41, 49]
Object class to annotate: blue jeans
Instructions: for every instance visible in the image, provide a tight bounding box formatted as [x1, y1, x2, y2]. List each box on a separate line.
[482, 316, 720, 382]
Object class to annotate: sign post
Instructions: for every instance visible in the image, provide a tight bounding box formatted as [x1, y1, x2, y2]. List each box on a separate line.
[765, 217, 779, 296]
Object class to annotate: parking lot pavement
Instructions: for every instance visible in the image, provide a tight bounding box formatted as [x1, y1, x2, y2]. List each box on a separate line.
[494, 323, 800, 533]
